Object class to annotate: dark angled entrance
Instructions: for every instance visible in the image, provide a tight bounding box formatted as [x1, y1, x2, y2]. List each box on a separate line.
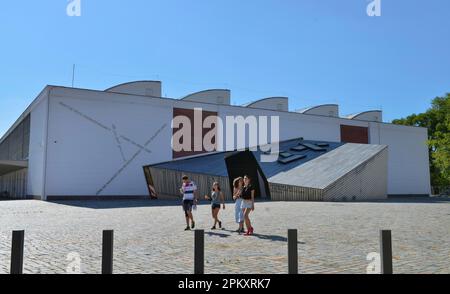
[224, 150, 271, 200]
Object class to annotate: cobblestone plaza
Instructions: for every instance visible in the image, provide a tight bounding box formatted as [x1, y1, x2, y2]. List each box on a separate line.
[1, 198, 449, 274]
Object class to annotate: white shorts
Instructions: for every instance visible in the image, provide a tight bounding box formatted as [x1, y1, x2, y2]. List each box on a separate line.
[241, 200, 253, 209]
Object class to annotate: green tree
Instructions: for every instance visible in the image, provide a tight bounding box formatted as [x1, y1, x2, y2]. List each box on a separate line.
[392, 94, 450, 188]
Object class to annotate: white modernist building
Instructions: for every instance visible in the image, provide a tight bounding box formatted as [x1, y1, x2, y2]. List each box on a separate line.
[0, 81, 430, 200]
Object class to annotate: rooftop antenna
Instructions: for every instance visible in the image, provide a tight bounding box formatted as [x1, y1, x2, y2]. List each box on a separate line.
[71, 64, 76, 87]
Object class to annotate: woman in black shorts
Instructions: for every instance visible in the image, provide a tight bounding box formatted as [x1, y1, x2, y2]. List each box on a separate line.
[205, 182, 225, 230]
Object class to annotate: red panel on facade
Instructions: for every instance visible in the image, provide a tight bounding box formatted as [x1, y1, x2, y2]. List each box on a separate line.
[340, 125, 369, 144]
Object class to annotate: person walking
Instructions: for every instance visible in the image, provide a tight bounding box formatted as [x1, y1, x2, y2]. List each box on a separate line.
[205, 182, 225, 230]
[180, 175, 198, 231]
[233, 177, 245, 234]
[241, 175, 255, 236]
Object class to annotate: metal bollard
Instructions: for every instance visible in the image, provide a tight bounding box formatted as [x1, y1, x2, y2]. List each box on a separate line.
[102, 230, 114, 274]
[288, 229, 298, 274]
[380, 230, 393, 274]
[194, 230, 204, 274]
[10, 230, 25, 275]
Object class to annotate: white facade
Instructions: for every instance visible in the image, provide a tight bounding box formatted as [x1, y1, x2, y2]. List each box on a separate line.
[27, 90, 49, 198]
[0, 82, 431, 199]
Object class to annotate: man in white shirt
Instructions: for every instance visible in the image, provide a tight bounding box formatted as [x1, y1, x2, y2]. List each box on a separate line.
[180, 175, 198, 231]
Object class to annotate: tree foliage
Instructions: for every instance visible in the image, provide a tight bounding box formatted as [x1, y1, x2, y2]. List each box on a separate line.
[392, 94, 450, 187]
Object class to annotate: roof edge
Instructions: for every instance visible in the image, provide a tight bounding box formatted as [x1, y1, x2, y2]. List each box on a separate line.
[0, 85, 53, 145]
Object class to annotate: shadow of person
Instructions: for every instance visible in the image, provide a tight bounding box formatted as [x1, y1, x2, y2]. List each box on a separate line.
[206, 229, 305, 244]
[205, 231, 231, 238]
[250, 233, 305, 244]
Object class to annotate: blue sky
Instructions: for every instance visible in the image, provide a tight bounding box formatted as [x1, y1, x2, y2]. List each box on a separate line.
[1, 0, 449, 137]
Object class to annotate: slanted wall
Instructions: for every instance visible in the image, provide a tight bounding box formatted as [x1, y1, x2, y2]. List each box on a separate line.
[323, 147, 388, 201]
[147, 167, 232, 201]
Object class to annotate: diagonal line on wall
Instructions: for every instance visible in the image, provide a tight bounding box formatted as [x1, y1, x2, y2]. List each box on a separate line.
[96, 123, 168, 196]
[112, 124, 127, 162]
[59, 102, 152, 154]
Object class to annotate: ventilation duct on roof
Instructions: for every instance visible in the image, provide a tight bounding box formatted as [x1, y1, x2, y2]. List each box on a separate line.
[347, 110, 383, 122]
[244, 97, 289, 111]
[297, 104, 339, 117]
[105, 81, 162, 97]
[181, 89, 231, 105]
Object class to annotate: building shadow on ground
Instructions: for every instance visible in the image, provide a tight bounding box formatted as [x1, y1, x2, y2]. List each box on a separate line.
[376, 196, 450, 204]
[49, 199, 183, 209]
[46, 196, 450, 209]
[49, 199, 242, 209]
